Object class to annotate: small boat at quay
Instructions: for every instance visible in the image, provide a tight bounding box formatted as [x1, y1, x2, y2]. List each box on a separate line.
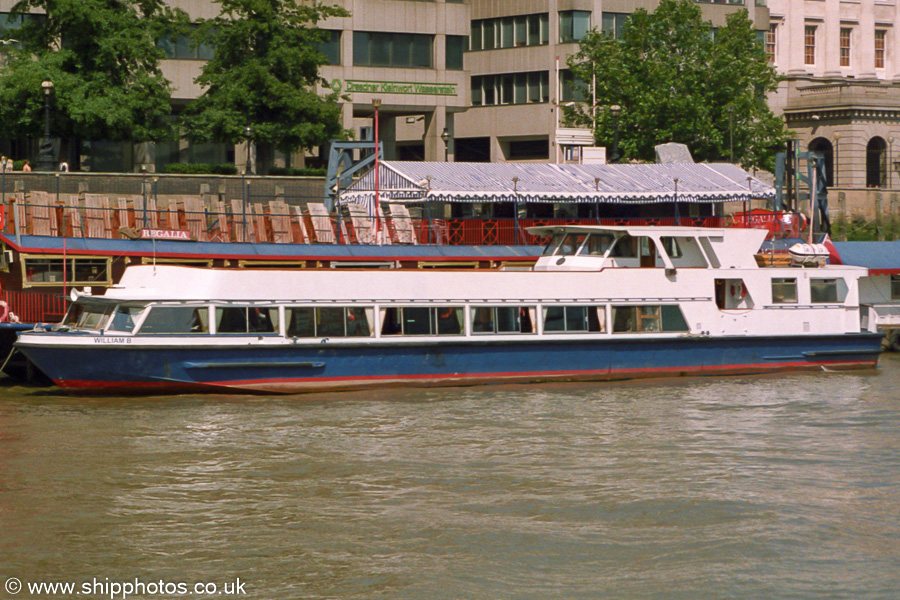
[15, 225, 883, 395]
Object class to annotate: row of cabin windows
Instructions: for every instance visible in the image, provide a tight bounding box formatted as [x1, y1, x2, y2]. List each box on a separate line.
[771, 278, 842, 304]
[78, 304, 691, 336]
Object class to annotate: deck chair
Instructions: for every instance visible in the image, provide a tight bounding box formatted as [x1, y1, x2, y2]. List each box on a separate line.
[291, 206, 309, 244]
[268, 200, 293, 244]
[83, 194, 113, 239]
[230, 199, 254, 242]
[113, 197, 134, 232]
[180, 196, 206, 241]
[306, 202, 336, 243]
[252, 204, 270, 243]
[9, 192, 27, 235]
[132, 196, 159, 229]
[60, 195, 85, 237]
[345, 203, 376, 244]
[388, 203, 418, 244]
[204, 200, 229, 242]
[28, 191, 59, 237]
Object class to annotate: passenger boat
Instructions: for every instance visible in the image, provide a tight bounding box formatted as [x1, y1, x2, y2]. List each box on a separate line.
[14, 225, 883, 395]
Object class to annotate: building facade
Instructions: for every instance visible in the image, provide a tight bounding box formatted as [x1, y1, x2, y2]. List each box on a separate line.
[9, 0, 900, 214]
[768, 0, 900, 198]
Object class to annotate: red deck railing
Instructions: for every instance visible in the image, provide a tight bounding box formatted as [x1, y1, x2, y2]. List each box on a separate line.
[1, 289, 68, 324]
[1, 198, 784, 246]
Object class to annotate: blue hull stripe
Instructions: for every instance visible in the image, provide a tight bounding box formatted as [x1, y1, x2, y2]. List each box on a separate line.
[18, 334, 883, 395]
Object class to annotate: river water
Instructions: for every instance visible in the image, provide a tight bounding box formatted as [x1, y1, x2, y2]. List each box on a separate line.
[1, 355, 899, 600]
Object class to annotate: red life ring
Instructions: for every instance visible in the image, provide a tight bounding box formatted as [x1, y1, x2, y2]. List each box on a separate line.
[730, 282, 746, 300]
[0, 300, 8, 323]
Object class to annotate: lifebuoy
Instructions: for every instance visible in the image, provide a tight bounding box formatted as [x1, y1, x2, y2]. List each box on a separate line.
[730, 282, 746, 300]
[0, 300, 8, 323]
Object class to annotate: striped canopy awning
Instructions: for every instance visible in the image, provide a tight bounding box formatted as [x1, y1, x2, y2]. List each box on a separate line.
[337, 161, 775, 206]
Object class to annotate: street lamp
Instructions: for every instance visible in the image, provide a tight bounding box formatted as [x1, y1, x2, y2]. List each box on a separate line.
[440, 127, 450, 162]
[243, 125, 254, 174]
[372, 99, 382, 242]
[35, 80, 56, 171]
[609, 104, 621, 164]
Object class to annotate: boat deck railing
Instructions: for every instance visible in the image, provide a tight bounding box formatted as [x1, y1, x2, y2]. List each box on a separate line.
[2, 194, 786, 246]
[0, 288, 68, 325]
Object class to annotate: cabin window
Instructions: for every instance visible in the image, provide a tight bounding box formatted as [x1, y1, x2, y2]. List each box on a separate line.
[62, 304, 114, 331]
[542, 305, 605, 332]
[380, 306, 464, 336]
[609, 235, 637, 258]
[285, 307, 373, 338]
[578, 234, 614, 256]
[140, 306, 209, 334]
[108, 305, 144, 333]
[22, 256, 111, 288]
[891, 275, 900, 300]
[810, 278, 842, 303]
[215, 306, 278, 333]
[612, 305, 688, 333]
[471, 306, 536, 334]
[771, 278, 798, 304]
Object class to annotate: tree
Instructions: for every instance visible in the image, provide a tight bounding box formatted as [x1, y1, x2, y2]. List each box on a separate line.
[181, 0, 350, 172]
[567, 0, 789, 170]
[0, 0, 184, 166]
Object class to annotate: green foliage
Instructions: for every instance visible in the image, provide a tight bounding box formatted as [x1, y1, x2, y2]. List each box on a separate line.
[568, 0, 790, 170]
[268, 166, 327, 176]
[164, 163, 238, 175]
[181, 0, 351, 154]
[831, 215, 900, 241]
[0, 0, 185, 143]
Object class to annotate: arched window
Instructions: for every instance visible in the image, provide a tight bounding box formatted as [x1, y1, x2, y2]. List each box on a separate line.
[808, 137, 834, 187]
[867, 136, 888, 188]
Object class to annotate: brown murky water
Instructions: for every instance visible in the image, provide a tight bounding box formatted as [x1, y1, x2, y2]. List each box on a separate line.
[1, 356, 899, 599]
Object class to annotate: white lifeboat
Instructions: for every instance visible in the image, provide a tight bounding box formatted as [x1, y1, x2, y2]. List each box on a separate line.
[788, 243, 829, 266]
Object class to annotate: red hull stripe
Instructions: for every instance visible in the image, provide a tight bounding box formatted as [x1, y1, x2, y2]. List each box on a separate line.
[56, 358, 878, 392]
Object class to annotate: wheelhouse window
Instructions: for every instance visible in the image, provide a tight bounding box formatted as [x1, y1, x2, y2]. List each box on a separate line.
[578, 234, 615, 256]
[810, 278, 842, 303]
[62, 303, 115, 331]
[771, 278, 798, 304]
[472, 306, 536, 334]
[215, 306, 278, 333]
[108, 305, 144, 333]
[140, 306, 209, 334]
[660, 236, 683, 258]
[611, 305, 688, 333]
[542, 306, 605, 333]
[380, 306, 464, 336]
[22, 256, 111, 288]
[892, 275, 900, 300]
[609, 235, 637, 258]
